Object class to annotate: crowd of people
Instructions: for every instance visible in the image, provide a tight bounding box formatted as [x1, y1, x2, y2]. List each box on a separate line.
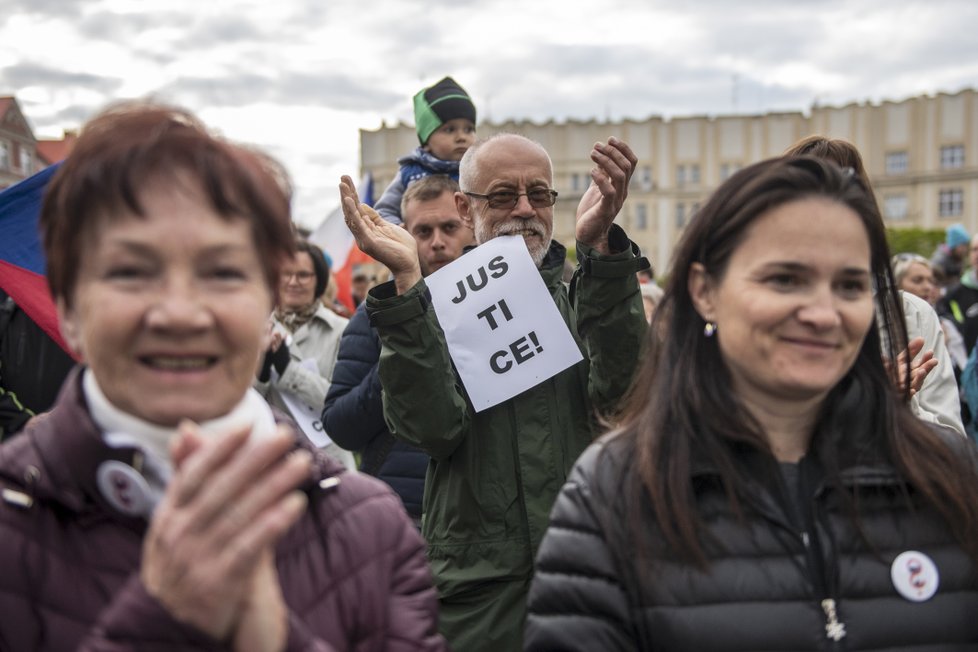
[0, 76, 977, 651]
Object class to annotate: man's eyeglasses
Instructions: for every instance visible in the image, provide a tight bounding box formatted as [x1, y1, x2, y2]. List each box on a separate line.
[281, 271, 316, 283]
[464, 188, 558, 210]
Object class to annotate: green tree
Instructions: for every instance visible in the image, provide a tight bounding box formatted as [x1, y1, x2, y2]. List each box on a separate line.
[886, 227, 945, 257]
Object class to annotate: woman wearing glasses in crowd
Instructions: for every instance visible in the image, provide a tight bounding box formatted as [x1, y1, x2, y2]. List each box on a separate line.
[255, 238, 356, 469]
[525, 156, 978, 650]
[0, 102, 444, 651]
[892, 252, 968, 371]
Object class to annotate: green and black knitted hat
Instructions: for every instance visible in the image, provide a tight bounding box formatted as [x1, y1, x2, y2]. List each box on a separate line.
[413, 76, 476, 145]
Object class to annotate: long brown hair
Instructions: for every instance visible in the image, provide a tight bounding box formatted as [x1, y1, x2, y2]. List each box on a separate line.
[616, 155, 978, 567]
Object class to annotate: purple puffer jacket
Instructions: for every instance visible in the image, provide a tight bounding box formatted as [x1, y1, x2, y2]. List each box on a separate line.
[0, 370, 447, 651]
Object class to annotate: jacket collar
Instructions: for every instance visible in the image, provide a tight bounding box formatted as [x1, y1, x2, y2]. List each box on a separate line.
[397, 146, 461, 173]
[0, 367, 149, 528]
[0, 366, 345, 523]
[688, 440, 904, 492]
[539, 240, 568, 289]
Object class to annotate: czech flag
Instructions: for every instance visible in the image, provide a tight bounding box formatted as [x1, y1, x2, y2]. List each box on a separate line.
[0, 164, 76, 358]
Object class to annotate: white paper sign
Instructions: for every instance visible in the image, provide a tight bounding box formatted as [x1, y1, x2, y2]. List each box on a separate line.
[276, 358, 333, 448]
[425, 235, 584, 412]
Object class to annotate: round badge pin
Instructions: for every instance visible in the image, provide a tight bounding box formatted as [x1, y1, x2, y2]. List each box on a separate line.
[96, 460, 153, 518]
[890, 550, 939, 602]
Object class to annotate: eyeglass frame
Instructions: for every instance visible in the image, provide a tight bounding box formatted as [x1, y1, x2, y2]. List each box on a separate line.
[463, 188, 559, 210]
[891, 252, 931, 266]
[281, 270, 317, 283]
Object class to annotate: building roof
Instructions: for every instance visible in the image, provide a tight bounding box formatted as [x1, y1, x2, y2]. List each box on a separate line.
[36, 132, 77, 165]
[0, 97, 15, 123]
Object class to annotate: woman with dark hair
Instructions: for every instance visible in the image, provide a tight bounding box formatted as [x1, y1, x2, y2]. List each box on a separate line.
[525, 156, 978, 650]
[0, 102, 444, 651]
[255, 238, 355, 469]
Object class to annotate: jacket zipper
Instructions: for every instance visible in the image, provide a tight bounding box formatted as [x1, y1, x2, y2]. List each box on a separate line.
[748, 480, 847, 649]
[820, 598, 846, 643]
[794, 525, 845, 648]
[809, 477, 847, 649]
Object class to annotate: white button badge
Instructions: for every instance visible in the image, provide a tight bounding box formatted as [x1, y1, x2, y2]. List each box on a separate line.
[96, 460, 154, 518]
[890, 550, 940, 602]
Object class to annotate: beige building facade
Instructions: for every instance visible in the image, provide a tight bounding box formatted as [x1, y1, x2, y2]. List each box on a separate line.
[360, 88, 978, 273]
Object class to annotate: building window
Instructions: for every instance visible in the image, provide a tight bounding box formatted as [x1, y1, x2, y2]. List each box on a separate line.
[676, 165, 686, 187]
[639, 165, 653, 190]
[689, 164, 700, 185]
[570, 173, 581, 192]
[940, 145, 964, 169]
[939, 188, 963, 217]
[0, 142, 9, 170]
[635, 204, 648, 230]
[885, 151, 908, 175]
[884, 194, 908, 220]
[19, 147, 31, 175]
[720, 162, 741, 181]
[675, 202, 685, 228]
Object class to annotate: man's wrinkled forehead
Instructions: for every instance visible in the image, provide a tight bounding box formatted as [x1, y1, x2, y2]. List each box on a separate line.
[474, 139, 553, 187]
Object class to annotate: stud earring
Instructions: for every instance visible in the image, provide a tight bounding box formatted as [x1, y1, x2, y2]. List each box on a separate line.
[703, 322, 717, 337]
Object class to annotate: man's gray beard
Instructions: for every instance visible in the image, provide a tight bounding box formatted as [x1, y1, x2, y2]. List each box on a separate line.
[475, 218, 552, 267]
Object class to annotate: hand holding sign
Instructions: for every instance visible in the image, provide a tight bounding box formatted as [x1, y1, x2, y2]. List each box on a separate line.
[426, 236, 583, 411]
[340, 175, 421, 294]
[576, 138, 638, 255]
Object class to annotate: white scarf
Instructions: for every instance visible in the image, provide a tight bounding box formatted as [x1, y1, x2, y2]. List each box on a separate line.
[83, 369, 277, 513]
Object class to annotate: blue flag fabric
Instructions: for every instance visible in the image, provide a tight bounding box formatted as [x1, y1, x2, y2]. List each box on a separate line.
[0, 163, 74, 356]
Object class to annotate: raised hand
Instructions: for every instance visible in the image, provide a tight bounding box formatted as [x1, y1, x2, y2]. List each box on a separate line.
[575, 138, 638, 254]
[886, 336, 939, 398]
[340, 175, 422, 293]
[142, 422, 310, 645]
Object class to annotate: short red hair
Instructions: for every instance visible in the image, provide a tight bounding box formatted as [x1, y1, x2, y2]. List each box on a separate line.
[41, 101, 296, 306]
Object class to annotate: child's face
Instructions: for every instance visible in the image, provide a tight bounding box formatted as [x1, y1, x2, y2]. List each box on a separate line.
[424, 118, 476, 161]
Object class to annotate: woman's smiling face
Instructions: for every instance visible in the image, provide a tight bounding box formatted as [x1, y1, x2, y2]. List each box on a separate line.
[60, 178, 273, 427]
[689, 197, 876, 409]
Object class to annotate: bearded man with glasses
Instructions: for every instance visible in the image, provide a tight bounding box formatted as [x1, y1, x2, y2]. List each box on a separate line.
[340, 133, 649, 651]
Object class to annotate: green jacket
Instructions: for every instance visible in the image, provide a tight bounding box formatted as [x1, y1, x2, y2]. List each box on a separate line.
[366, 228, 648, 651]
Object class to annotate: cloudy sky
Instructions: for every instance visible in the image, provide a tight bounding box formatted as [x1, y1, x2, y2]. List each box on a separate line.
[2, 0, 977, 228]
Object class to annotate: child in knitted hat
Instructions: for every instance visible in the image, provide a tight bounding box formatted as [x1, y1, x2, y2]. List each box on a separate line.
[374, 77, 477, 225]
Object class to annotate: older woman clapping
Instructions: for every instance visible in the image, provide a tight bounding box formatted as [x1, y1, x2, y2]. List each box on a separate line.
[0, 102, 444, 651]
[526, 156, 978, 650]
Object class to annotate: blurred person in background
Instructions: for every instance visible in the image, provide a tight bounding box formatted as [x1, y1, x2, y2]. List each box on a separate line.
[639, 282, 663, 323]
[939, 232, 978, 354]
[892, 252, 967, 370]
[931, 223, 970, 288]
[255, 238, 355, 469]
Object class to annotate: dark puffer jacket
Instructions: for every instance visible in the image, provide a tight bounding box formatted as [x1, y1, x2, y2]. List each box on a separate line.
[0, 370, 446, 651]
[323, 302, 428, 519]
[526, 435, 978, 651]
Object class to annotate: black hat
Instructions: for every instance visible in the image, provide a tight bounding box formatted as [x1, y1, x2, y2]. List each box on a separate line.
[413, 76, 476, 145]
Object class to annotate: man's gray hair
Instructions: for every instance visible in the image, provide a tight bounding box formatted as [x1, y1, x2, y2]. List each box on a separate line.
[458, 133, 553, 192]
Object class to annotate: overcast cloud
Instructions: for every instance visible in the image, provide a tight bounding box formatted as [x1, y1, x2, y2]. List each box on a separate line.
[2, 0, 977, 227]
